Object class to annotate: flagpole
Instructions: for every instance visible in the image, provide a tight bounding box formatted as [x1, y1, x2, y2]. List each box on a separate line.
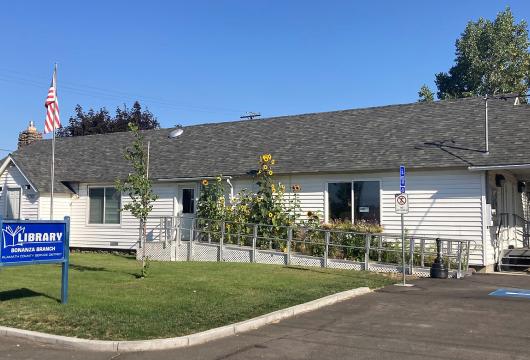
[50, 63, 57, 220]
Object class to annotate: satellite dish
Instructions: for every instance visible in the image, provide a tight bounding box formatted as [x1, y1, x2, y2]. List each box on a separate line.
[168, 126, 184, 139]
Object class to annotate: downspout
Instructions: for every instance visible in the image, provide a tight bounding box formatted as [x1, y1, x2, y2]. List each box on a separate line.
[226, 177, 234, 199]
[484, 95, 489, 155]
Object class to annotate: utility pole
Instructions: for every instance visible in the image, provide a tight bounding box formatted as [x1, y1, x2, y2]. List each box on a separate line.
[240, 112, 261, 120]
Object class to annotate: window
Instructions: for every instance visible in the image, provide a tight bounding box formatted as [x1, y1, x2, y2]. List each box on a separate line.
[354, 181, 380, 224]
[328, 183, 352, 222]
[89, 187, 121, 224]
[181, 188, 195, 214]
[328, 181, 380, 224]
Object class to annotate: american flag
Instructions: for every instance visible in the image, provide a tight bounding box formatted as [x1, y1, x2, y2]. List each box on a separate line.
[44, 67, 60, 134]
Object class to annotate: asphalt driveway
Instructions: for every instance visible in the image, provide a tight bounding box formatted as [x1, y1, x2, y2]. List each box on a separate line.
[1, 274, 529, 360]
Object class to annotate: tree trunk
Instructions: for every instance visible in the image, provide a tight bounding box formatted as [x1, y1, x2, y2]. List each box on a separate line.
[141, 219, 147, 272]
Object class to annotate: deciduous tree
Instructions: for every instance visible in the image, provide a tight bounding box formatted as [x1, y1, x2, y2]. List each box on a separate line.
[434, 8, 530, 99]
[57, 101, 160, 137]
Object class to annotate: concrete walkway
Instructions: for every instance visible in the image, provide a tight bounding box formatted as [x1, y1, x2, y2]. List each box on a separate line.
[1, 274, 529, 360]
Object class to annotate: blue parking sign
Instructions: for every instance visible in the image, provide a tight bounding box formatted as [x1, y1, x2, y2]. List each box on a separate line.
[400, 165, 406, 193]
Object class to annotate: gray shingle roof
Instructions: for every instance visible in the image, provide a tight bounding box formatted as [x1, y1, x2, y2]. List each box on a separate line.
[9, 96, 530, 193]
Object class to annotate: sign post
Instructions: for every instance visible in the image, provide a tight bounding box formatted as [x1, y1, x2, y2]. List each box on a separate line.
[0, 216, 70, 304]
[395, 165, 412, 287]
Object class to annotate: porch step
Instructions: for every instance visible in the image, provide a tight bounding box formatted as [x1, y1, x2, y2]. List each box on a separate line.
[500, 248, 530, 272]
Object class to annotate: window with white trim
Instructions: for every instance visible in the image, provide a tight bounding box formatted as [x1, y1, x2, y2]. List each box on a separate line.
[89, 187, 121, 224]
[328, 181, 380, 224]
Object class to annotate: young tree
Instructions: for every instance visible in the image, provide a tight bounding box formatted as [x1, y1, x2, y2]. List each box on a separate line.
[115, 123, 159, 277]
[418, 85, 434, 102]
[435, 8, 530, 99]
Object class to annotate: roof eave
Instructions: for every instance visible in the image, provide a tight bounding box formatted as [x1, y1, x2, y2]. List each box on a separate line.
[0, 156, 39, 192]
[468, 163, 530, 171]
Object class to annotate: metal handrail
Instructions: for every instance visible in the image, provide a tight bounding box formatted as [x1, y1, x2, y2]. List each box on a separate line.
[144, 215, 474, 277]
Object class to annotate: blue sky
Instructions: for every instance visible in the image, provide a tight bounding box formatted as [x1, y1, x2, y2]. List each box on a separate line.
[0, 1, 528, 153]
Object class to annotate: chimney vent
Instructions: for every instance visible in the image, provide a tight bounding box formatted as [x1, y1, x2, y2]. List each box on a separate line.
[18, 121, 43, 148]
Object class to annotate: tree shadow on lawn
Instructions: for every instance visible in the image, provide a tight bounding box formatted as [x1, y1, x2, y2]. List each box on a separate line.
[69, 263, 142, 279]
[0, 288, 59, 303]
[69, 264, 109, 272]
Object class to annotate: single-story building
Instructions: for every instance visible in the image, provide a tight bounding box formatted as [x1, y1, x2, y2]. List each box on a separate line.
[1, 96, 529, 270]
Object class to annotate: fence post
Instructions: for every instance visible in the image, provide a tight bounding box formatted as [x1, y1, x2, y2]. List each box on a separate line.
[409, 238, 414, 275]
[171, 217, 177, 261]
[189, 219, 194, 261]
[378, 235, 382, 262]
[457, 241, 463, 279]
[219, 221, 225, 262]
[465, 241, 471, 272]
[176, 217, 181, 247]
[420, 239, 425, 268]
[364, 234, 370, 271]
[252, 224, 258, 263]
[287, 227, 292, 265]
[324, 231, 330, 268]
[159, 217, 163, 246]
[445, 241, 451, 272]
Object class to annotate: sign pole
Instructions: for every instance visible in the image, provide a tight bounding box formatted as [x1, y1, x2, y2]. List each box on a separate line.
[61, 216, 70, 304]
[401, 213, 406, 286]
[395, 165, 413, 287]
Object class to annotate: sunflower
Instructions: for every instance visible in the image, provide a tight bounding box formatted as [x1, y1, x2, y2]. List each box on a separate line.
[280, 184, 286, 192]
[261, 154, 272, 162]
[202, 179, 209, 186]
[292, 184, 301, 192]
[268, 170, 273, 176]
[268, 212, 273, 218]
[258, 169, 262, 175]
[271, 159, 276, 165]
[271, 184, 276, 192]
[216, 176, 222, 182]
[263, 164, 268, 170]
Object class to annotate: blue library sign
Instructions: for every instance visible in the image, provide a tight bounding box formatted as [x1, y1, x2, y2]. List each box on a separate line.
[0, 217, 70, 304]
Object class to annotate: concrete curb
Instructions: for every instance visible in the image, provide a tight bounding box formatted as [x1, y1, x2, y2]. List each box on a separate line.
[0, 287, 372, 353]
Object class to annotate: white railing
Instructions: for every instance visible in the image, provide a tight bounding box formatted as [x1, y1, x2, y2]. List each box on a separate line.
[139, 216, 474, 278]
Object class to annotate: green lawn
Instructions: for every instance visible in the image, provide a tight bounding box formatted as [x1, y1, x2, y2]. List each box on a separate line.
[0, 252, 394, 340]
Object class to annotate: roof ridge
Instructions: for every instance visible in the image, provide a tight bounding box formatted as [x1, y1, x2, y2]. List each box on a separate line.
[22, 96, 487, 146]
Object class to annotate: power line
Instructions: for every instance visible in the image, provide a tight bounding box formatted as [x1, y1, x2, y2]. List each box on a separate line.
[0, 68, 248, 116]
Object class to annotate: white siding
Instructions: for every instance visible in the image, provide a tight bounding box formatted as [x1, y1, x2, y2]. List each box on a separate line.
[69, 183, 177, 249]
[0, 164, 39, 220]
[62, 169, 489, 266]
[232, 169, 486, 265]
[233, 176, 325, 220]
[38, 193, 72, 220]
